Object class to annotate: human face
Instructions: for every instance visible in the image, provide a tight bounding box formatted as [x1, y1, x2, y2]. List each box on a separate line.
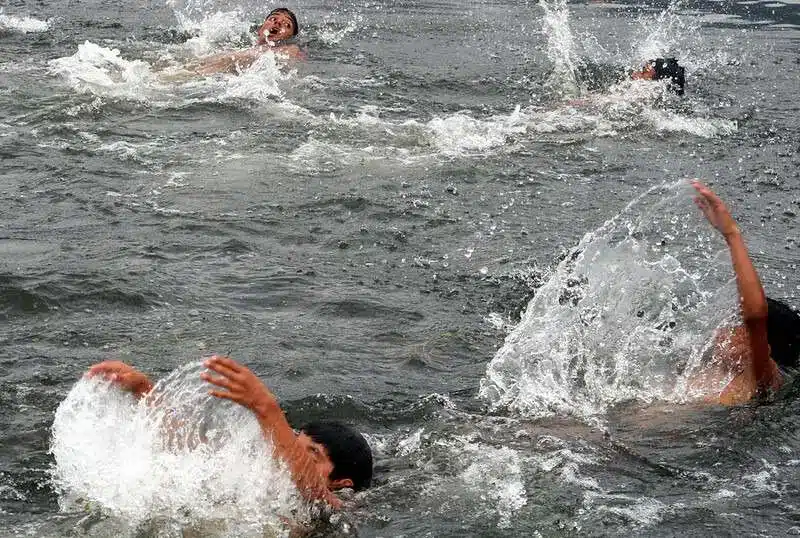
[257, 11, 296, 44]
[295, 432, 356, 490]
[295, 432, 335, 482]
[631, 62, 656, 81]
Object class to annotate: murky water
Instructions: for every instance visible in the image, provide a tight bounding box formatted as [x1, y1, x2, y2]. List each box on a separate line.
[1, 0, 799, 535]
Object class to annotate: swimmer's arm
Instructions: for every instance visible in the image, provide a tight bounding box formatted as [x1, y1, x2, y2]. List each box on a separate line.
[692, 181, 778, 391]
[202, 356, 342, 508]
[86, 360, 154, 398]
[273, 43, 306, 60]
[195, 48, 262, 75]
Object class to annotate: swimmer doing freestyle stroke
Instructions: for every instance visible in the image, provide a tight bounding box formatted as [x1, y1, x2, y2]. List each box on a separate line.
[83, 355, 372, 509]
[688, 181, 800, 404]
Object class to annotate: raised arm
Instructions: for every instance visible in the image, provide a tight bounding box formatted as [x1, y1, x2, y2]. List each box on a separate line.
[692, 181, 776, 390]
[201, 356, 341, 508]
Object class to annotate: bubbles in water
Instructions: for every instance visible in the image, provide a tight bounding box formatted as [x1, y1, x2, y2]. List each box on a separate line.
[50, 362, 303, 535]
[480, 181, 739, 420]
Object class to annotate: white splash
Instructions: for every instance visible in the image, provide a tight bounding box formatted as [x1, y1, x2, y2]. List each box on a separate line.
[459, 443, 527, 529]
[50, 362, 302, 534]
[540, 0, 582, 97]
[177, 10, 253, 56]
[480, 181, 738, 420]
[0, 12, 49, 33]
[425, 108, 528, 156]
[48, 42, 161, 101]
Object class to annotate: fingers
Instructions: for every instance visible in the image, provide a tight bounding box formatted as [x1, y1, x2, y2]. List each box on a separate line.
[208, 389, 237, 401]
[87, 360, 130, 378]
[200, 371, 235, 391]
[203, 355, 243, 379]
[691, 180, 723, 206]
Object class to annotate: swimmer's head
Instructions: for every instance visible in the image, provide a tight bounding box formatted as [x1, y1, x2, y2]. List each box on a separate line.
[298, 421, 373, 491]
[256, 8, 299, 44]
[767, 298, 800, 369]
[632, 58, 685, 96]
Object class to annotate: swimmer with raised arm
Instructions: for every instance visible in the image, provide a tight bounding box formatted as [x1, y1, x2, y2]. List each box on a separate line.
[85, 356, 372, 509]
[690, 181, 800, 404]
[195, 7, 304, 75]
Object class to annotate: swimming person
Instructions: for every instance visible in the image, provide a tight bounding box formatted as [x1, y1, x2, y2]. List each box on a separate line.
[690, 181, 800, 404]
[631, 57, 685, 95]
[85, 355, 373, 509]
[195, 7, 304, 75]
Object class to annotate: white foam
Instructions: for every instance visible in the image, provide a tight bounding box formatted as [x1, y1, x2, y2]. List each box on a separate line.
[459, 443, 527, 529]
[48, 42, 161, 101]
[50, 362, 302, 533]
[0, 12, 49, 33]
[424, 108, 527, 156]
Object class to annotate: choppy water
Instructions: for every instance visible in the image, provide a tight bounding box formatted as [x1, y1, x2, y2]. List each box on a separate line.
[1, 0, 799, 535]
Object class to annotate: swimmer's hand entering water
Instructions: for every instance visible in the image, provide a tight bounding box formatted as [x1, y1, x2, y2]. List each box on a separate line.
[202, 355, 343, 508]
[86, 360, 153, 398]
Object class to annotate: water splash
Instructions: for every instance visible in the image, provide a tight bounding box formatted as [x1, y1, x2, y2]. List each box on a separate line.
[48, 42, 162, 101]
[0, 11, 49, 33]
[50, 362, 302, 535]
[480, 181, 739, 420]
[540, 0, 582, 97]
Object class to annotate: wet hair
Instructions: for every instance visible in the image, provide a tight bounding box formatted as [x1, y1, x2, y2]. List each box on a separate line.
[268, 7, 299, 37]
[301, 421, 373, 491]
[766, 297, 800, 369]
[650, 58, 685, 96]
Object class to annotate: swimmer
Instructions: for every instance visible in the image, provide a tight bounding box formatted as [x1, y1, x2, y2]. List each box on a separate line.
[631, 57, 685, 95]
[84, 356, 372, 509]
[690, 181, 800, 404]
[195, 7, 304, 75]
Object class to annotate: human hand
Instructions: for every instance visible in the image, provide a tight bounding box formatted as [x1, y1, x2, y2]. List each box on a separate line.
[692, 180, 739, 239]
[201, 356, 280, 415]
[86, 360, 153, 397]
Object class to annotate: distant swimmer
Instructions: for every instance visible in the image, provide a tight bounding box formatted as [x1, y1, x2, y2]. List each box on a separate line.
[689, 181, 800, 405]
[84, 355, 373, 509]
[195, 7, 305, 75]
[631, 57, 685, 96]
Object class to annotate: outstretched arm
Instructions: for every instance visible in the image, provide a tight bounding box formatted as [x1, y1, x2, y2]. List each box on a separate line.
[195, 48, 262, 75]
[86, 360, 154, 398]
[201, 356, 341, 508]
[692, 181, 777, 391]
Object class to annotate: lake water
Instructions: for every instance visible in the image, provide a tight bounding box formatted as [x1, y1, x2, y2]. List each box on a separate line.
[1, 0, 799, 536]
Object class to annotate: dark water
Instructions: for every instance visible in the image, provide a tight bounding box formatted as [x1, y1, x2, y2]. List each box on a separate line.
[1, 0, 799, 535]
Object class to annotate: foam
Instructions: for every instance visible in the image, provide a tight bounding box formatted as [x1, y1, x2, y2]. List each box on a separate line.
[0, 12, 49, 33]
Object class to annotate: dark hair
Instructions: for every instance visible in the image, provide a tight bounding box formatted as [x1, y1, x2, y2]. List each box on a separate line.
[651, 58, 685, 96]
[301, 421, 373, 491]
[268, 7, 299, 37]
[767, 297, 800, 369]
